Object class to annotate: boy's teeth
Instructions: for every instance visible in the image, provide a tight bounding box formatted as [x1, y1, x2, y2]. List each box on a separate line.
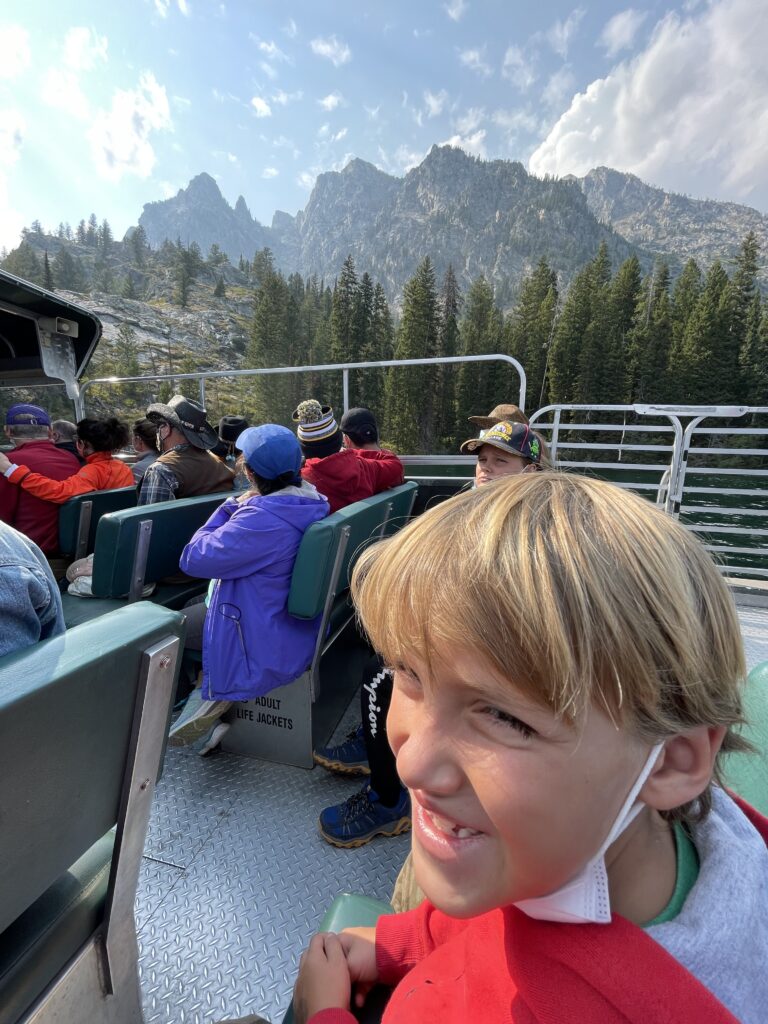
[430, 812, 481, 838]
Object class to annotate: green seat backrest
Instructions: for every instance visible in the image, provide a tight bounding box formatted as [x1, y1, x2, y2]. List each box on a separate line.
[722, 660, 768, 815]
[287, 482, 418, 620]
[58, 487, 137, 557]
[0, 603, 184, 934]
[90, 491, 231, 598]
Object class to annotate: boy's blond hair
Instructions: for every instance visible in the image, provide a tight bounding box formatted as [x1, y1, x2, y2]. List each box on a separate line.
[351, 473, 748, 823]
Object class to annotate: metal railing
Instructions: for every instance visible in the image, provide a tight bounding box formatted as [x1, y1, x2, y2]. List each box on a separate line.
[76, 353, 527, 420]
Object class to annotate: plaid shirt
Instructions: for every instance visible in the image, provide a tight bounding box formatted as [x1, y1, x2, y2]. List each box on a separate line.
[137, 444, 188, 505]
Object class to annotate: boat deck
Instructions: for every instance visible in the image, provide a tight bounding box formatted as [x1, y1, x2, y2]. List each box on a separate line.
[136, 603, 768, 1024]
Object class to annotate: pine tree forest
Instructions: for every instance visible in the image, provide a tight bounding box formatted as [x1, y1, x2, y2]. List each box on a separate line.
[2, 222, 767, 454]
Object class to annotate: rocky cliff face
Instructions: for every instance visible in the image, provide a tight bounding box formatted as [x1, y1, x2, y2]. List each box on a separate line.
[575, 167, 768, 281]
[138, 148, 645, 300]
[140, 172, 272, 261]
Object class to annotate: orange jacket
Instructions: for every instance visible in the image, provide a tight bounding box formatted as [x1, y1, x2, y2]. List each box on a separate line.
[7, 451, 135, 504]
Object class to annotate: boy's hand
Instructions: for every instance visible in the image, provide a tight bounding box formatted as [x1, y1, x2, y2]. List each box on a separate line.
[339, 926, 378, 1009]
[293, 932, 351, 1024]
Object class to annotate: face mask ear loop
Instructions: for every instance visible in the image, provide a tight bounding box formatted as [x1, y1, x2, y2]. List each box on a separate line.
[595, 742, 666, 861]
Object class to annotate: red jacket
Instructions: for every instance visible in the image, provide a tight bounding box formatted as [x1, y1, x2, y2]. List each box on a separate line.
[301, 449, 404, 514]
[6, 450, 135, 505]
[0, 439, 80, 553]
[310, 799, 768, 1024]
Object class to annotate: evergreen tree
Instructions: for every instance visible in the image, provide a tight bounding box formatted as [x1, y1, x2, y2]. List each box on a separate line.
[455, 276, 504, 426]
[504, 258, 557, 413]
[52, 247, 87, 292]
[130, 225, 148, 267]
[384, 257, 440, 452]
[674, 261, 730, 404]
[76, 220, 87, 245]
[92, 255, 115, 294]
[122, 274, 138, 299]
[86, 213, 98, 246]
[357, 275, 391, 416]
[247, 266, 300, 422]
[330, 255, 359, 364]
[667, 259, 702, 395]
[207, 243, 228, 268]
[626, 262, 672, 403]
[251, 248, 275, 290]
[98, 218, 113, 253]
[435, 265, 462, 448]
[173, 243, 202, 308]
[2, 242, 43, 285]
[43, 251, 55, 291]
[739, 294, 767, 407]
[548, 264, 592, 404]
[213, 276, 226, 298]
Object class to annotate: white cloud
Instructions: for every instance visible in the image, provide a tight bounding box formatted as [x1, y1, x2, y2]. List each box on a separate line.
[547, 7, 585, 59]
[364, 104, 380, 120]
[0, 109, 25, 168]
[424, 89, 448, 117]
[444, 0, 467, 21]
[159, 180, 178, 198]
[64, 26, 108, 71]
[177, 0, 190, 14]
[502, 45, 536, 90]
[493, 108, 541, 136]
[41, 69, 92, 119]
[454, 106, 485, 134]
[1, 25, 31, 79]
[272, 88, 302, 105]
[395, 144, 426, 171]
[459, 47, 492, 78]
[259, 40, 287, 60]
[154, 0, 170, 17]
[251, 96, 272, 117]
[0, 110, 26, 250]
[441, 129, 486, 158]
[262, 166, 279, 178]
[260, 61, 278, 80]
[332, 127, 348, 142]
[599, 9, 648, 58]
[317, 123, 329, 138]
[297, 170, 316, 189]
[310, 35, 351, 66]
[318, 92, 342, 111]
[283, 18, 298, 38]
[542, 66, 576, 109]
[89, 71, 171, 181]
[529, 0, 768, 210]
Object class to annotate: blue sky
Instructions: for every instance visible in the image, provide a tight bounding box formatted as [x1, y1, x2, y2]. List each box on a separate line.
[1, 0, 766, 250]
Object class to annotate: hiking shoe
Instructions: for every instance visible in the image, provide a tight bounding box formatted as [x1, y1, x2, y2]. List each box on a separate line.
[199, 721, 230, 757]
[318, 784, 410, 848]
[168, 688, 232, 746]
[313, 724, 370, 776]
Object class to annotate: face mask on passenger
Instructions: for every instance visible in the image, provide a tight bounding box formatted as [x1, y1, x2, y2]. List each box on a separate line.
[514, 743, 664, 925]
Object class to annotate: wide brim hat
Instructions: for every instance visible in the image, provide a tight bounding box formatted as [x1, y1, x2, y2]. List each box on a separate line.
[218, 415, 249, 444]
[146, 395, 219, 450]
[460, 420, 541, 464]
[467, 404, 528, 429]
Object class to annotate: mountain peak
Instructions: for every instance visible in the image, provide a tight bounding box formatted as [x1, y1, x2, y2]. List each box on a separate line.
[186, 172, 225, 201]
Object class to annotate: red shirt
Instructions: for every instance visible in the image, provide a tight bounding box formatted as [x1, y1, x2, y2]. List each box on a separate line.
[0, 439, 80, 553]
[301, 449, 404, 514]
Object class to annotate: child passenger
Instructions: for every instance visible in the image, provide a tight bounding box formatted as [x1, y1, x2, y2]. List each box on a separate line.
[293, 473, 768, 1024]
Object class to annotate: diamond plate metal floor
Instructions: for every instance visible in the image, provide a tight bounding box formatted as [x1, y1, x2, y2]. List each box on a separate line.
[136, 607, 768, 1024]
[137, 694, 409, 1024]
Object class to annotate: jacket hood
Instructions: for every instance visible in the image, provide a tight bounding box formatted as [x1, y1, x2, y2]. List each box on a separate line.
[647, 787, 768, 1023]
[237, 479, 329, 531]
[303, 450, 367, 499]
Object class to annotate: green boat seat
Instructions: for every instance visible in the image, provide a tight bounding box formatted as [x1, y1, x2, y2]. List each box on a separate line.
[60, 490, 233, 628]
[58, 486, 137, 560]
[722, 660, 768, 816]
[0, 603, 184, 1024]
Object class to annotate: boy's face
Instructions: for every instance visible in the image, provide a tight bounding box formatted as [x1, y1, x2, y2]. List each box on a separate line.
[388, 645, 653, 920]
[475, 444, 528, 485]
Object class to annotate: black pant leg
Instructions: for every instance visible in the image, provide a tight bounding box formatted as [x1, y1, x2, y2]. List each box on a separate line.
[358, 655, 402, 806]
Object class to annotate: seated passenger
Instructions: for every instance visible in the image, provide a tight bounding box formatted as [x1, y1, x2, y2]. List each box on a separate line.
[0, 416, 134, 504]
[169, 425, 329, 749]
[314, 419, 543, 849]
[0, 403, 80, 555]
[51, 419, 85, 464]
[131, 418, 159, 485]
[139, 395, 234, 504]
[294, 400, 403, 513]
[0, 521, 64, 658]
[218, 415, 250, 488]
[288, 474, 767, 1024]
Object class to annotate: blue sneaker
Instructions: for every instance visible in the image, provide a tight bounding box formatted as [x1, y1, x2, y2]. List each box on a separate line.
[313, 724, 370, 776]
[318, 784, 411, 848]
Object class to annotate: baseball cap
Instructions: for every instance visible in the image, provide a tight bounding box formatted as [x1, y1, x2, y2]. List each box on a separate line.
[236, 424, 302, 479]
[460, 420, 541, 464]
[340, 407, 378, 442]
[5, 403, 51, 427]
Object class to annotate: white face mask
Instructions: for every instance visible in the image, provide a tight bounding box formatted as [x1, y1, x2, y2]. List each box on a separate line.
[514, 742, 664, 925]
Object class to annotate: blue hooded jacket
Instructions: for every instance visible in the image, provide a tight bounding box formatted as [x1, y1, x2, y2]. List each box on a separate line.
[179, 481, 329, 700]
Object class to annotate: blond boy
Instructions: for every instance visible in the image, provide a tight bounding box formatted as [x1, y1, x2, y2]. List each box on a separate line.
[293, 474, 768, 1024]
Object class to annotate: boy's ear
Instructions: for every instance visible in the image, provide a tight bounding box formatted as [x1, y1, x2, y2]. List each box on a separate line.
[640, 726, 727, 812]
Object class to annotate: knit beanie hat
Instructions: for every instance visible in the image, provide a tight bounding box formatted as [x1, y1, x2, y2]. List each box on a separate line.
[292, 399, 342, 459]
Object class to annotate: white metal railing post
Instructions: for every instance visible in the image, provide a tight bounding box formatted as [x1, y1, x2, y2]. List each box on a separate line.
[342, 369, 349, 413]
[199, 377, 207, 409]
